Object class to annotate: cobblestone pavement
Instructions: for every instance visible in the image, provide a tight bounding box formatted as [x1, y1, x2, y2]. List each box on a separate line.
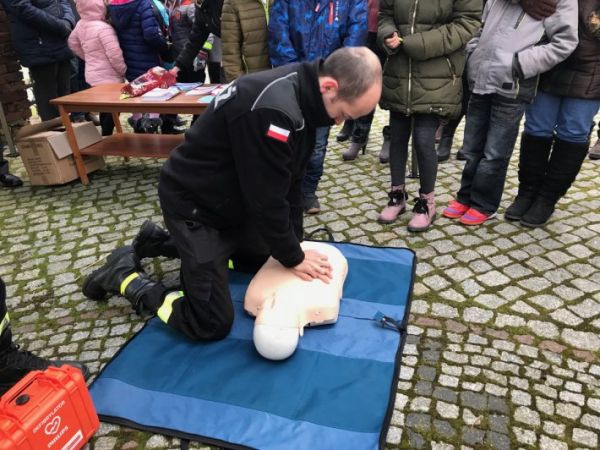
[0, 110, 599, 450]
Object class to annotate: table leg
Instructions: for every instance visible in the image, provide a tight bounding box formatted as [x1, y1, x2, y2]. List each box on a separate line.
[112, 112, 123, 133]
[59, 105, 89, 185]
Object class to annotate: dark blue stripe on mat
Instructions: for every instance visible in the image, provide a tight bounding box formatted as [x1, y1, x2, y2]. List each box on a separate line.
[97, 318, 395, 433]
[93, 378, 381, 450]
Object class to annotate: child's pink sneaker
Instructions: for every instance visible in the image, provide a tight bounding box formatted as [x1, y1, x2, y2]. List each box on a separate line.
[442, 200, 469, 219]
[459, 208, 497, 225]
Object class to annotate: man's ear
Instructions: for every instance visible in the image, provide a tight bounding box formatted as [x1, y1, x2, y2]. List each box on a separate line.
[319, 76, 339, 95]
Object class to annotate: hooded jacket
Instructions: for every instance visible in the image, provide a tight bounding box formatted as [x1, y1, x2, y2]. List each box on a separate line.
[378, 0, 481, 118]
[175, 0, 224, 69]
[466, 0, 579, 102]
[159, 61, 334, 268]
[166, 0, 196, 58]
[221, 0, 273, 82]
[539, 0, 600, 99]
[108, 0, 169, 80]
[268, 0, 368, 67]
[68, 0, 126, 85]
[0, 0, 76, 68]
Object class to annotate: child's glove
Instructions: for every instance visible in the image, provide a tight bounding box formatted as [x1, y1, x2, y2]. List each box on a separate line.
[193, 50, 209, 72]
[521, 0, 557, 21]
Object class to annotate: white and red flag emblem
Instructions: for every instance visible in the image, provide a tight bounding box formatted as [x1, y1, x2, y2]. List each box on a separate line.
[266, 124, 290, 143]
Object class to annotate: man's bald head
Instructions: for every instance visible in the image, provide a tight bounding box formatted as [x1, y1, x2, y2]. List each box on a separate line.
[320, 47, 382, 101]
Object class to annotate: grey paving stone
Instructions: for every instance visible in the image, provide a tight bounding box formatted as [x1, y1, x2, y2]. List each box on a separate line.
[462, 429, 485, 446]
[434, 387, 459, 404]
[434, 420, 457, 439]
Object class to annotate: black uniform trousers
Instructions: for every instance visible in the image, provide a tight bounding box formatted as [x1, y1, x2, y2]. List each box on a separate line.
[142, 212, 270, 341]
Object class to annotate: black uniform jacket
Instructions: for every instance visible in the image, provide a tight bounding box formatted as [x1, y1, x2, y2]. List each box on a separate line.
[159, 61, 333, 268]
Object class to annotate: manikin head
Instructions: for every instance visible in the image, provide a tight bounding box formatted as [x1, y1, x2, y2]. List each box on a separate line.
[318, 47, 382, 125]
[246, 243, 348, 361]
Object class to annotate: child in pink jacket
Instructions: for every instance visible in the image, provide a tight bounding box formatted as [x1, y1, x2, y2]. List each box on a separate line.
[68, 0, 127, 136]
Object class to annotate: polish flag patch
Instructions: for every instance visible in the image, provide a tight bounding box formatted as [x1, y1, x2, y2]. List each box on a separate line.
[266, 124, 290, 143]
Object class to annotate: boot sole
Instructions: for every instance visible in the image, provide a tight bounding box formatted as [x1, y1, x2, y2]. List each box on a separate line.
[82, 247, 135, 301]
[407, 214, 437, 232]
[520, 218, 548, 228]
[437, 154, 450, 162]
[504, 212, 522, 221]
[379, 158, 389, 164]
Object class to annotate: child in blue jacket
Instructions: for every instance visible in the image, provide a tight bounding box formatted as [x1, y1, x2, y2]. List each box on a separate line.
[268, 0, 367, 214]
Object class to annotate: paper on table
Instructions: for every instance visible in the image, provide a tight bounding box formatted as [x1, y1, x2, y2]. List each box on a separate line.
[141, 86, 180, 101]
[185, 84, 226, 96]
[174, 82, 202, 92]
[197, 95, 215, 104]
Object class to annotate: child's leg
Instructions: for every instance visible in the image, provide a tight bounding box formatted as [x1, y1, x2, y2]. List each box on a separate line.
[456, 93, 493, 206]
[99, 113, 115, 136]
[468, 94, 527, 215]
[389, 111, 412, 187]
[412, 114, 439, 193]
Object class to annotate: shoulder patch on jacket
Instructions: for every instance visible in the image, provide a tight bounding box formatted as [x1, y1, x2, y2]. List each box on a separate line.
[266, 124, 291, 143]
[251, 72, 304, 131]
[213, 81, 237, 110]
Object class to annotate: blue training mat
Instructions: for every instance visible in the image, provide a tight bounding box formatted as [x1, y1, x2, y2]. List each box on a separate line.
[90, 243, 416, 450]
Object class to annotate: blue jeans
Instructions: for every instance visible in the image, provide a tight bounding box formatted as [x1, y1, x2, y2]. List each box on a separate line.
[302, 126, 330, 196]
[524, 91, 600, 144]
[457, 93, 527, 215]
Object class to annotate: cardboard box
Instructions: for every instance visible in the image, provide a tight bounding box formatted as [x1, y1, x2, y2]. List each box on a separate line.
[15, 118, 105, 185]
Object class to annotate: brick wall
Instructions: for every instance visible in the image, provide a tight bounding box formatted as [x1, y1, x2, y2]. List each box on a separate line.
[0, 5, 31, 126]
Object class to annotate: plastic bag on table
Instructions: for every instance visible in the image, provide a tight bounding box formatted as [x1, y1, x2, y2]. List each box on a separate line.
[120, 66, 177, 99]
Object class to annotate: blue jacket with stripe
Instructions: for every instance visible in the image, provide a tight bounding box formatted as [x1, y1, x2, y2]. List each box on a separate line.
[108, 0, 169, 80]
[268, 0, 368, 67]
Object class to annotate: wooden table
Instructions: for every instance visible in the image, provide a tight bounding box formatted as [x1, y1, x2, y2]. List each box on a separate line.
[50, 83, 208, 184]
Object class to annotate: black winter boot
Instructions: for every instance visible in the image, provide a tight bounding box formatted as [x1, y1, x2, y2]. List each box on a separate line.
[132, 220, 179, 259]
[505, 133, 553, 220]
[520, 138, 589, 228]
[437, 135, 454, 162]
[336, 120, 353, 142]
[82, 246, 142, 301]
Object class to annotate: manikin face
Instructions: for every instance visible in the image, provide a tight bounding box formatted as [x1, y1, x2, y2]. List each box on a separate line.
[321, 79, 382, 125]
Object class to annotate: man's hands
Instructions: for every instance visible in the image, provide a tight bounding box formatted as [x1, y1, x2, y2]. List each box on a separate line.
[169, 66, 180, 78]
[291, 249, 333, 284]
[521, 0, 557, 21]
[384, 32, 403, 50]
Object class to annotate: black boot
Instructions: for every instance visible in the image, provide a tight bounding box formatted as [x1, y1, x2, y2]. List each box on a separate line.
[521, 138, 589, 228]
[132, 220, 179, 259]
[437, 135, 454, 162]
[0, 173, 22, 188]
[336, 120, 353, 142]
[82, 246, 142, 301]
[456, 146, 466, 160]
[505, 133, 553, 221]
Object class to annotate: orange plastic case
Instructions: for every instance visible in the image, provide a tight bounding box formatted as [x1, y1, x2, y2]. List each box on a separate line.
[0, 365, 99, 450]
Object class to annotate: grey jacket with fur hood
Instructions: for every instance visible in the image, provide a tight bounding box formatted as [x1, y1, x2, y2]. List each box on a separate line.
[466, 0, 579, 102]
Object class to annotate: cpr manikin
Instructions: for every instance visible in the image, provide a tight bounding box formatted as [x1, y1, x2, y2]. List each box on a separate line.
[244, 242, 348, 360]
